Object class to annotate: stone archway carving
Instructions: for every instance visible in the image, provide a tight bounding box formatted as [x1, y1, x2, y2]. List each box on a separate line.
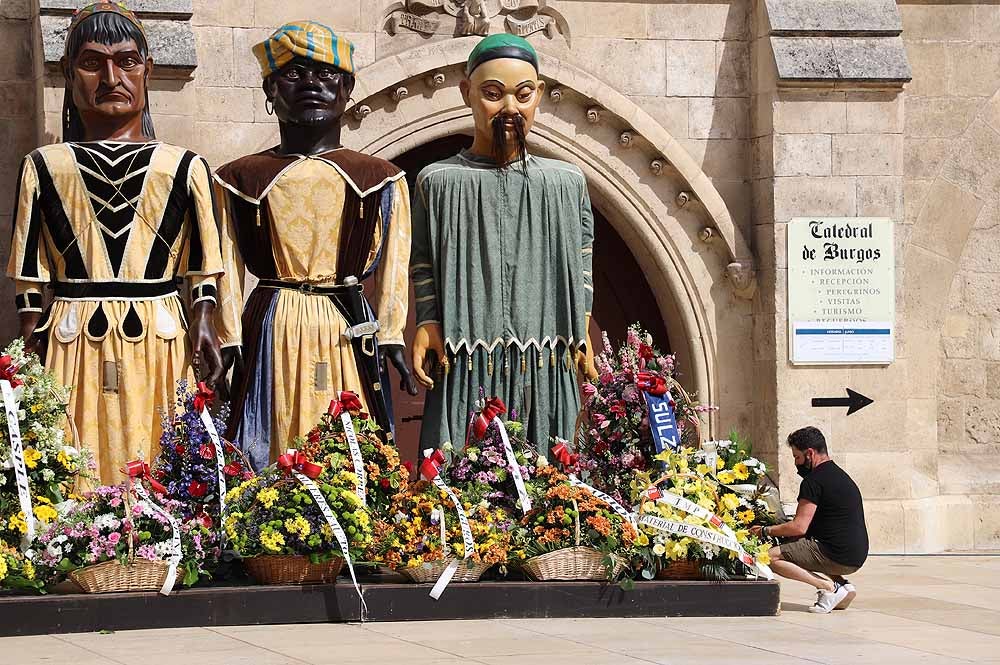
[342, 37, 758, 431]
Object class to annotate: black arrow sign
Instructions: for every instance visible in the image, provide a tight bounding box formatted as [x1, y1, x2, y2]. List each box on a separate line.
[811, 388, 874, 416]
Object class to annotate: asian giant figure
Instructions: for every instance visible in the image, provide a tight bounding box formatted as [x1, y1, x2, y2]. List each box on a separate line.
[410, 34, 596, 454]
[215, 22, 416, 469]
[6, 2, 227, 483]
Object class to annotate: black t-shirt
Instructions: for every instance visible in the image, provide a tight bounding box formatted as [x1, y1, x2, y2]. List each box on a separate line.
[798, 460, 869, 568]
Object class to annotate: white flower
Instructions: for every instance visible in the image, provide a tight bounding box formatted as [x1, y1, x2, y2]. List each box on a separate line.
[745, 457, 760, 468]
[442, 441, 454, 453]
[16, 409, 26, 420]
[0, 456, 12, 470]
[467, 450, 478, 462]
[536, 456, 548, 467]
[153, 541, 176, 560]
[41, 468, 54, 481]
[93, 513, 120, 531]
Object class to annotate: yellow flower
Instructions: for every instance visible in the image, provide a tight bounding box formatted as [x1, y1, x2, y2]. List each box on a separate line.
[756, 546, 771, 566]
[33, 504, 58, 523]
[717, 471, 736, 485]
[716, 457, 725, 470]
[7, 512, 27, 534]
[256, 487, 279, 509]
[23, 561, 35, 580]
[635, 532, 649, 546]
[0, 558, 7, 581]
[57, 448, 77, 471]
[22, 448, 41, 469]
[721, 493, 740, 511]
[224, 515, 240, 542]
[284, 515, 311, 537]
[260, 529, 285, 553]
[696, 464, 709, 476]
[697, 496, 715, 511]
[652, 543, 666, 556]
[737, 509, 756, 523]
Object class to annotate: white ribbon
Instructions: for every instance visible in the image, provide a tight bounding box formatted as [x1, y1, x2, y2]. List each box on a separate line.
[637, 513, 773, 580]
[292, 470, 367, 613]
[341, 412, 367, 507]
[198, 409, 227, 537]
[643, 488, 736, 540]
[495, 417, 531, 514]
[568, 475, 637, 531]
[1, 378, 35, 546]
[132, 482, 182, 595]
[428, 474, 475, 600]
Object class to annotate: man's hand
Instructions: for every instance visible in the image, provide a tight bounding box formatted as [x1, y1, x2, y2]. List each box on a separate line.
[411, 322, 446, 390]
[381, 344, 418, 395]
[750, 525, 764, 538]
[17, 311, 45, 360]
[189, 301, 224, 386]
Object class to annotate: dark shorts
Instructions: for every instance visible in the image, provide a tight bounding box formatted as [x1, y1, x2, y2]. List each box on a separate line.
[779, 538, 859, 577]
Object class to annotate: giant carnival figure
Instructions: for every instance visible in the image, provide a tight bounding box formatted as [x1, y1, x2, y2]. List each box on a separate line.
[410, 34, 596, 455]
[216, 21, 416, 470]
[7, 3, 227, 483]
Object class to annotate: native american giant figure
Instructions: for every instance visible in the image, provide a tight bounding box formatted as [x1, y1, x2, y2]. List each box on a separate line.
[216, 21, 416, 469]
[7, 3, 227, 483]
[410, 34, 596, 454]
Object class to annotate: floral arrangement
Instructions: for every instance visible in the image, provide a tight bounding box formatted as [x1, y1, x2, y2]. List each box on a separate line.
[222, 463, 372, 562]
[0, 339, 91, 549]
[694, 431, 769, 487]
[297, 394, 407, 516]
[153, 381, 252, 523]
[0, 542, 39, 592]
[28, 483, 219, 588]
[369, 479, 515, 572]
[513, 465, 638, 578]
[630, 449, 771, 581]
[447, 416, 538, 513]
[578, 325, 708, 505]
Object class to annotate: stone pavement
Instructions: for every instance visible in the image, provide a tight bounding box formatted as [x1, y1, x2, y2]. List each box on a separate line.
[3, 555, 1000, 665]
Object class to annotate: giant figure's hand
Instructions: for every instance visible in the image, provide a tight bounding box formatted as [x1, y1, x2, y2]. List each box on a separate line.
[577, 314, 598, 380]
[221, 346, 244, 401]
[189, 301, 224, 387]
[411, 322, 447, 390]
[381, 344, 418, 396]
[17, 311, 46, 362]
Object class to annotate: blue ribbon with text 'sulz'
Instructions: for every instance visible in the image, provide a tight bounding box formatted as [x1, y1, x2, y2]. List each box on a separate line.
[638, 372, 680, 456]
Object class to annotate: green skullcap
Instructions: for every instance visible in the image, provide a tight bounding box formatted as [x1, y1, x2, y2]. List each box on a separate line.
[466, 34, 539, 75]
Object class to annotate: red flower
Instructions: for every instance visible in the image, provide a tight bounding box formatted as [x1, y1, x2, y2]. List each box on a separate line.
[594, 440, 610, 455]
[402, 460, 415, 477]
[307, 429, 321, 444]
[379, 478, 391, 490]
[175, 444, 186, 456]
[199, 443, 215, 460]
[188, 480, 208, 497]
[241, 470, 254, 481]
[224, 441, 236, 454]
[196, 511, 213, 529]
[223, 461, 242, 477]
[610, 402, 627, 418]
[638, 343, 654, 361]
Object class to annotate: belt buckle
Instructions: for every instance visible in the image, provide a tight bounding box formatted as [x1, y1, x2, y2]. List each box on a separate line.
[299, 282, 316, 294]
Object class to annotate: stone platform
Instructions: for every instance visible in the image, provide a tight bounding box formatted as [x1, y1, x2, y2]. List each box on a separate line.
[0, 579, 779, 636]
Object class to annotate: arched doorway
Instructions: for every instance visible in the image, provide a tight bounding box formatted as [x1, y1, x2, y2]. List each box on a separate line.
[384, 134, 673, 462]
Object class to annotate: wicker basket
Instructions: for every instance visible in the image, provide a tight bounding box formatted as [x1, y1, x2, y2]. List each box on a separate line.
[69, 559, 170, 593]
[655, 559, 703, 580]
[398, 558, 491, 584]
[523, 546, 625, 581]
[244, 555, 344, 585]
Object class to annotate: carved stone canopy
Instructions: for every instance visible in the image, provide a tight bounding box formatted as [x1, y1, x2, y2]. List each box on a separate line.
[383, 0, 569, 41]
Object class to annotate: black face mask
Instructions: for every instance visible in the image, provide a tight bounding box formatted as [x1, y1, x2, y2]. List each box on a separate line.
[796, 455, 813, 478]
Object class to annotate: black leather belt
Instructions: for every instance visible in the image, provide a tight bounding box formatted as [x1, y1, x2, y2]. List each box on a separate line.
[53, 280, 178, 299]
[257, 279, 347, 295]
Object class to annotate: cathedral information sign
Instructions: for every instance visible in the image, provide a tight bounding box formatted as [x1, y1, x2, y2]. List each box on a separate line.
[787, 217, 895, 365]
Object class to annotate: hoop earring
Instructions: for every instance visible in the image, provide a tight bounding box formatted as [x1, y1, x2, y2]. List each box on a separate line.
[265, 99, 274, 116]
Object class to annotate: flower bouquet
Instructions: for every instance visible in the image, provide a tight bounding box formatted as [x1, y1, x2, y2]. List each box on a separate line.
[630, 449, 771, 582]
[223, 459, 372, 585]
[0, 339, 91, 550]
[153, 380, 253, 526]
[370, 479, 513, 584]
[514, 465, 637, 581]
[578, 325, 708, 505]
[694, 432, 781, 526]
[297, 392, 407, 516]
[447, 412, 538, 514]
[29, 483, 218, 593]
[0, 541, 40, 593]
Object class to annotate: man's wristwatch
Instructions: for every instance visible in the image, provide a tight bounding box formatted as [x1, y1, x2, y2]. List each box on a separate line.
[763, 526, 770, 538]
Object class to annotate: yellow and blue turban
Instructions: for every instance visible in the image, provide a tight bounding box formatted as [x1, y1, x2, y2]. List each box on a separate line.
[253, 21, 355, 79]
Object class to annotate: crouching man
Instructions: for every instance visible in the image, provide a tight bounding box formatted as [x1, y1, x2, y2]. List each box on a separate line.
[751, 426, 869, 614]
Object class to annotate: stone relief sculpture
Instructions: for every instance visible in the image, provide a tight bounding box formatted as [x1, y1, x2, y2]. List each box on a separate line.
[384, 0, 569, 40]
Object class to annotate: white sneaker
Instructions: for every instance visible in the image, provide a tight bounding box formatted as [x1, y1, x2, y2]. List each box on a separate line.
[809, 584, 849, 614]
[835, 583, 856, 610]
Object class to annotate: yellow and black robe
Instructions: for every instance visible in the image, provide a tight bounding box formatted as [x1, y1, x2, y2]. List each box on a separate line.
[214, 148, 410, 468]
[7, 141, 226, 484]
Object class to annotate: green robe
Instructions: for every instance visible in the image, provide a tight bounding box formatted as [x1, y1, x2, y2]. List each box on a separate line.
[411, 150, 594, 453]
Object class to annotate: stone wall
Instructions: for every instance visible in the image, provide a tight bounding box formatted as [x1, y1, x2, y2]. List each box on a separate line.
[900, 2, 1000, 550]
[3, 0, 1000, 553]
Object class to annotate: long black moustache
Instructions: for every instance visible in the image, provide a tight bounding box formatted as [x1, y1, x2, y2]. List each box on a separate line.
[491, 113, 528, 172]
